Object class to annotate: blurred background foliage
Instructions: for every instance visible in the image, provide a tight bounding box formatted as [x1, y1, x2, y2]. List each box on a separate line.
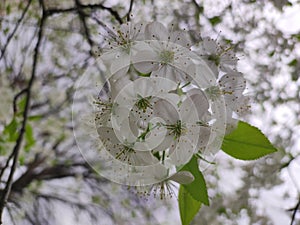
[0, 0, 299, 224]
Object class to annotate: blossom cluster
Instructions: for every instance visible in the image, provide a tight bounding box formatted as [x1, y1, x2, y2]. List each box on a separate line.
[74, 21, 250, 197]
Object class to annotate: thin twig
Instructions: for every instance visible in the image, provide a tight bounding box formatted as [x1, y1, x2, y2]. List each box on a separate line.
[290, 197, 300, 225]
[126, 0, 134, 21]
[74, 0, 93, 47]
[0, 151, 15, 181]
[44, 3, 123, 24]
[0, 2, 45, 223]
[13, 88, 28, 114]
[6, 206, 16, 225]
[0, 0, 32, 61]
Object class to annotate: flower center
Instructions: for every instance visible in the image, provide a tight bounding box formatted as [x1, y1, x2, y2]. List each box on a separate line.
[165, 120, 186, 139]
[116, 30, 132, 54]
[135, 95, 152, 112]
[159, 50, 175, 64]
[115, 145, 136, 164]
[207, 54, 220, 66]
[205, 86, 233, 101]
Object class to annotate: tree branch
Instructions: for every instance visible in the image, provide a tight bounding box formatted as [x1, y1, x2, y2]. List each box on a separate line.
[44, 3, 123, 24]
[0, 2, 45, 223]
[290, 197, 300, 225]
[13, 88, 28, 114]
[74, 0, 93, 47]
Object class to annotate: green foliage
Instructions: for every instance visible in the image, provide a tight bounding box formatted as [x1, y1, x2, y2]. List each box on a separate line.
[17, 95, 27, 116]
[3, 118, 18, 142]
[180, 156, 209, 205]
[0, 118, 18, 155]
[222, 121, 277, 160]
[24, 123, 35, 152]
[179, 185, 201, 225]
[208, 16, 222, 26]
[288, 59, 297, 67]
[6, 4, 11, 15]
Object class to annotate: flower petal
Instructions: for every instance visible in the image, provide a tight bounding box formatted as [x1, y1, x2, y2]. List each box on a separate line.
[169, 171, 194, 184]
[153, 98, 179, 124]
[132, 50, 160, 73]
[144, 21, 168, 41]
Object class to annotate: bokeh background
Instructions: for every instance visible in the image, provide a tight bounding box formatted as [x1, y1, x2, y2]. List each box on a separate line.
[0, 0, 299, 224]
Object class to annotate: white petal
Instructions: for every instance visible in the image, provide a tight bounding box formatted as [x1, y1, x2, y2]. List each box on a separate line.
[225, 117, 238, 135]
[169, 171, 194, 184]
[153, 99, 179, 124]
[133, 77, 155, 97]
[110, 76, 131, 100]
[196, 126, 211, 149]
[219, 72, 246, 95]
[131, 151, 158, 166]
[144, 21, 168, 41]
[97, 126, 119, 144]
[203, 37, 218, 54]
[168, 137, 194, 166]
[186, 88, 209, 119]
[132, 50, 160, 74]
[170, 31, 190, 47]
[179, 96, 199, 123]
[110, 53, 130, 78]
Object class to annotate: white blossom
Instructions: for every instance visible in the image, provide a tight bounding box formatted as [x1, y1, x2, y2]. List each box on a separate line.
[132, 22, 193, 83]
[193, 37, 238, 77]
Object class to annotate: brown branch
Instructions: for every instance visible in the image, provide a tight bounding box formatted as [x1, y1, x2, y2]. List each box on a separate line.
[0, 2, 45, 223]
[0, 0, 32, 61]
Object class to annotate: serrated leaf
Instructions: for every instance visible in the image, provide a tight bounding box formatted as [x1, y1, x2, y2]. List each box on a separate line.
[222, 121, 277, 160]
[180, 156, 209, 205]
[179, 185, 201, 225]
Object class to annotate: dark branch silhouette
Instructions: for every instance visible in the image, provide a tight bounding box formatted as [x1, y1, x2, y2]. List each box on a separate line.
[0, 1, 46, 222]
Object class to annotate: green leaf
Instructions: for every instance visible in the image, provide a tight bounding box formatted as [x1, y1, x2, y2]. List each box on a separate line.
[19, 155, 25, 165]
[179, 185, 201, 225]
[180, 156, 209, 205]
[24, 124, 35, 152]
[136, 70, 151, 77]
[222, 121, 277, 160]
[3, 118, 18, 142]
[209, 16, 222, 26]
[92, 195, 101, 204]
[28, 115, 43, 121]
[16, 96, 27, 115]
[6, 4, 11, 15]
[288, 59, 297, 67]
[0, 144, 6, 156]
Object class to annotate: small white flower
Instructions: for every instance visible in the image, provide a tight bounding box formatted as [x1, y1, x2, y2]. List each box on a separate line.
[193, 37, 238, 77]
[97, 126, 157, 166]
[136, 170, 194, 199]
[132, 22, 192, 83]
[205, 68, 247, 113]
[99, 22, 146, 79]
